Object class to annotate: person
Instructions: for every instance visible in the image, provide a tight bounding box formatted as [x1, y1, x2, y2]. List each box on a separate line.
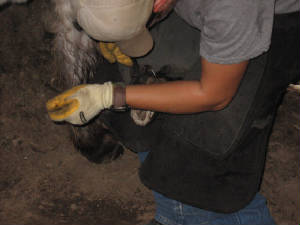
[46, 0, 299, 224]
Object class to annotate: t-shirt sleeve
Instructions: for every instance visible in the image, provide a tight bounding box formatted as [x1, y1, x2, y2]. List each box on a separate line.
[199, 0, 275, 64]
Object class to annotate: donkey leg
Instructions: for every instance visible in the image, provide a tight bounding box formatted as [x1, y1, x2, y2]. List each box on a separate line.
[49, 0, 124, 162]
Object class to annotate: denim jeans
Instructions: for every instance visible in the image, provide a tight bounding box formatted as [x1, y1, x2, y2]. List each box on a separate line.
[138, 152, 276, 225]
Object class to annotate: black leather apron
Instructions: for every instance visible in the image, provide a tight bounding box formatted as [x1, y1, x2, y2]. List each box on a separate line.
[96, 11, 299, 213]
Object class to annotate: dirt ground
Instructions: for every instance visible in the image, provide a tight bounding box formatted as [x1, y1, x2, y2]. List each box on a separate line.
[0, 1, 299, 225]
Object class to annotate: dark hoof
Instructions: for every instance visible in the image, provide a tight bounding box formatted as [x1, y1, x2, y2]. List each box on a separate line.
[70, 118, 124, 163]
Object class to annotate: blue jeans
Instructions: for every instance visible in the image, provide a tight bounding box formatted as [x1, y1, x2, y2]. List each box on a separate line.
[138, 152, 276, 225]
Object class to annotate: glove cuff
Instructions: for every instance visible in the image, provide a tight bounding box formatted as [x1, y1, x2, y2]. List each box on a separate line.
[112, 83, 128, 111]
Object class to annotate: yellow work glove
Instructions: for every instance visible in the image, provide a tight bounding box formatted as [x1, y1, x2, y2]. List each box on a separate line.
[46, 82, 113, 125]
[99, 42, 133, 67]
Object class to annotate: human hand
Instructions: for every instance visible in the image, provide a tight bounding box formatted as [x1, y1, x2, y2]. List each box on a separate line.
[99, 42, 133, 67]
[46, 82, 113, 125]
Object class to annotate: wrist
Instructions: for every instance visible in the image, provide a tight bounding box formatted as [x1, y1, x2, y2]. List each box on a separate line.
[112, 83, 128, 111]
[91, 82, 114, 109]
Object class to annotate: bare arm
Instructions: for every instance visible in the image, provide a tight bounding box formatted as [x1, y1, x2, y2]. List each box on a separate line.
[126, 57, 248, 113]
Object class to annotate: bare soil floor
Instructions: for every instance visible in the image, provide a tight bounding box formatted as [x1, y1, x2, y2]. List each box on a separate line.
[0, 1, 299, 225]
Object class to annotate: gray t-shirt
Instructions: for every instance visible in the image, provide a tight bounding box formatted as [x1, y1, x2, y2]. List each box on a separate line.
[275, 0, 300, 14]
[175, 0, 299, 64]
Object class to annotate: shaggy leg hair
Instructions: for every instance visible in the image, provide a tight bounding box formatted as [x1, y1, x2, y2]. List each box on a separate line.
[47, 0, 124, 163]
[71, 119, 124, 163]
[48, 0, 99, 87]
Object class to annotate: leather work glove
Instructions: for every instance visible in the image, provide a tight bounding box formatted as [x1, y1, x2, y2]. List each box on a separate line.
[99, 42, 133, 67]
[46, 82, 114, 125]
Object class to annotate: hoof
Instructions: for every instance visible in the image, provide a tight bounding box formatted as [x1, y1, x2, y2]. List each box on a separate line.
[70, 118, 124, 163]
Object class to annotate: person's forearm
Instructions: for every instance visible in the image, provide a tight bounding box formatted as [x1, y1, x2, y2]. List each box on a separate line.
[126, 80, 226, 114]
[126, 59, 247, 114]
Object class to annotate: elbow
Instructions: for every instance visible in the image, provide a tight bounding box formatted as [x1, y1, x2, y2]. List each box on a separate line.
[200, 86, 237, 112]
[193, 82, 237, 112]
[209, 96, 233, 111]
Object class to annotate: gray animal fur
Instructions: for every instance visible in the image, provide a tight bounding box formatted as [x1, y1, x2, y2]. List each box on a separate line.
[47, 0, 99, 87]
